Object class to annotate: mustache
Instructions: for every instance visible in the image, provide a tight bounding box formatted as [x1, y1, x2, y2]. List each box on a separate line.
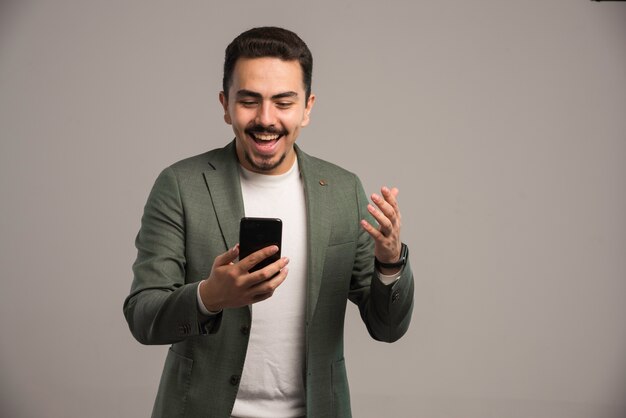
[245, 125, 287, 136]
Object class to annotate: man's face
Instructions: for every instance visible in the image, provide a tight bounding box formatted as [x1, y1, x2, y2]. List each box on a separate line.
[220, 57, 315, 175]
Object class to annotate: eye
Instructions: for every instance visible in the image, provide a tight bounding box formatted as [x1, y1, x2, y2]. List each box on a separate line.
[239, 100, 258, 107]
[276, 102, 294, 109]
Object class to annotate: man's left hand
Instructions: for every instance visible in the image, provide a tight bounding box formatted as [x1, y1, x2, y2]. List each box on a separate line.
[360, 186, 403, 275]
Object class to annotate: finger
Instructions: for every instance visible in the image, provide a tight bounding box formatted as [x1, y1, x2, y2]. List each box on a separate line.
[371, 193, 398, 224]
[246, 256, 290, 286]
[360, 219, 384, 241]
[238, 244, 280, 273]
[381, 186, 401, 215]
[252, 291, 273, 303]
[376, 187, 402, 226]
[382, 186, 399, 198]
[213, 244, 240, 267]
[367, 203, 393, 236]
[250, 267, 289, 298]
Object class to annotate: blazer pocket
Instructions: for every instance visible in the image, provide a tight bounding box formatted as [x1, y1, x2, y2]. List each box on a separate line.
[331, 358, 352, 417]
[327, 211, 358, 247]
[152, 348, 193, 418]
[328, 222, 357, 247]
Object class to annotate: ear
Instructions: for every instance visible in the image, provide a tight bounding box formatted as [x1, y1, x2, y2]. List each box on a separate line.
[219, 91, 232, 125]
[301, 93, 316, 127]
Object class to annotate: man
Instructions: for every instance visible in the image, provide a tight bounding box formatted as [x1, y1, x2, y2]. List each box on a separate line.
[124, 27, 414, 418]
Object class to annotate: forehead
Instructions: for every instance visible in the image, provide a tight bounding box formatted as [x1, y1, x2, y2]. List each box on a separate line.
[230, 57, 305, 96]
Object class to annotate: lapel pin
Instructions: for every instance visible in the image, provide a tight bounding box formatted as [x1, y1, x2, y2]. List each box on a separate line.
[319, 180, 328, 186]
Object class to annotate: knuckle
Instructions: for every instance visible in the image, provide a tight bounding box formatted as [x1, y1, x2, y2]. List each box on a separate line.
[258, 270, 271, 281]
[248, 254, 261, 265]
[233, 276, 246, 289]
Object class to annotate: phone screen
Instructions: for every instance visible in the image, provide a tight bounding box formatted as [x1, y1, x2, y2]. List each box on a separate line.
[239, 217, 282, 272]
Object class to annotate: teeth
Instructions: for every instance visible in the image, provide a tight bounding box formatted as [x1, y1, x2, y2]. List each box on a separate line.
[252, 133, 280, 141]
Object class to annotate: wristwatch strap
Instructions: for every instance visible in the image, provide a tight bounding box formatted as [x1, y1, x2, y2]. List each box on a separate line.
[375, 243, 409, 269]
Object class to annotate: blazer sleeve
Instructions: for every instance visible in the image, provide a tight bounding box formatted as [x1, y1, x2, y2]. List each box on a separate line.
[348, 176, 414, 343]
[123, 167, 221, 345]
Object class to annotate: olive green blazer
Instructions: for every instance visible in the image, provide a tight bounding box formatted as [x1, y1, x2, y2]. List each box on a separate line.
[123, 141, 414, 418]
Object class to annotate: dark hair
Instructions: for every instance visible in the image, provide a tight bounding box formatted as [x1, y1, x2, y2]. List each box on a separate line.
[223, 27, 313, 101]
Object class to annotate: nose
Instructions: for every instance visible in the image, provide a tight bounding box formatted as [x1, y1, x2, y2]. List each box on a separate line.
[256, 101, 277, 128]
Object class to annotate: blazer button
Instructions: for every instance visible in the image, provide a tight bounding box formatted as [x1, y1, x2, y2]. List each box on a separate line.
[240, 325, 250, 335]
[230, 375, 240, 386]
[392, 290, 400, 303]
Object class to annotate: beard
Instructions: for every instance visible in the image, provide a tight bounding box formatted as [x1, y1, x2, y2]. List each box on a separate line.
[244, 149, 287, 172]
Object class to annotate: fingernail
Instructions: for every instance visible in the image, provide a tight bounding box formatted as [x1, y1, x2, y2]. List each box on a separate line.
[283, 257, 290, 264]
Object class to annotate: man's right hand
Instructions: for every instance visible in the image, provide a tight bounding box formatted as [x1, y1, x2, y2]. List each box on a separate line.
[199, 244, 289, 312]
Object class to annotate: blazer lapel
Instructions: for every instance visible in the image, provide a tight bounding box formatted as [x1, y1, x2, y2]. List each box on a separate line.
[296, 146, 332, 323]
[203, 141, 245, 251]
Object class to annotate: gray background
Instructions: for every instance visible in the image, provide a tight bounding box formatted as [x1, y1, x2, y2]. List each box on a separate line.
[1, 1, 625, 417]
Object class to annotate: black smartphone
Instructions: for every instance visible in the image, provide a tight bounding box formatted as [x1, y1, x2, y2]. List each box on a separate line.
[239, 217, 283, 273]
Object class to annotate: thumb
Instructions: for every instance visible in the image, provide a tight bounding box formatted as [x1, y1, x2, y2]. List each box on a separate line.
[213, 244, 240, 267]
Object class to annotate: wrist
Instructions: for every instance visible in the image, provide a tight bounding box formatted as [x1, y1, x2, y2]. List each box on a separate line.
[198, 280, 223, 313]
[374, 243, 408, 272]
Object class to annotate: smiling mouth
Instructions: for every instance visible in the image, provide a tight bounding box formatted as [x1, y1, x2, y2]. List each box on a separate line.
[244, 131, 285, 156]
[249, 132, 282, 143]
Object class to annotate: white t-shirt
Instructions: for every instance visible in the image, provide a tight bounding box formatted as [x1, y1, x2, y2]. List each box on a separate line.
[232, 159, 308, 418]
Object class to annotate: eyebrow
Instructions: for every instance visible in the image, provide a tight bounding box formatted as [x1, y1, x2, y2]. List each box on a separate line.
[235, 89, 299, 100]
